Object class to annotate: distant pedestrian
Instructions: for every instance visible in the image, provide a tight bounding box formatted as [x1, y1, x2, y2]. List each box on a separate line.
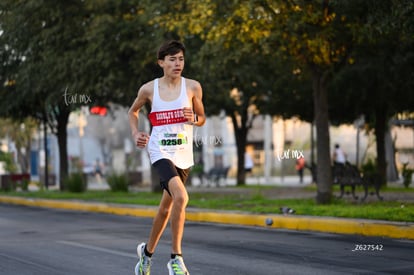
[295, 156, 306, 183]
[244, 152, 254, 174]
[332, 144, 347, 165]
[94, 158, 104, 183]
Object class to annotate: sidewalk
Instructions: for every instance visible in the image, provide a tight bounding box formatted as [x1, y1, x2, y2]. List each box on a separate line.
[1, 176, 414, 241]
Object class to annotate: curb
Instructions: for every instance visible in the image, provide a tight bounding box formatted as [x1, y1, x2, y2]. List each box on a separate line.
[1, 196, 413, 240]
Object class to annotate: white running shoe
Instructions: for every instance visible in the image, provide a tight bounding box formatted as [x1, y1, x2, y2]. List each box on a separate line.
[134, 243, 152, 275]
[167, 255, 189, 275]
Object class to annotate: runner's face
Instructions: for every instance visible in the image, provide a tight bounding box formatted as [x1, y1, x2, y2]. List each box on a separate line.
[159, 51, 184, 77]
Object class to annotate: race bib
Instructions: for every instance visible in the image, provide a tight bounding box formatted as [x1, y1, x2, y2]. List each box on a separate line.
[158, 132, 189, 152]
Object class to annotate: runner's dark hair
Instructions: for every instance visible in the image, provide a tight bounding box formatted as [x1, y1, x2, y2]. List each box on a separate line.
[157, 40, 186, 60]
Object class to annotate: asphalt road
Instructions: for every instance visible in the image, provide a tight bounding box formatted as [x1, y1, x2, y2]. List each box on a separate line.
[0, 204, 413, 275]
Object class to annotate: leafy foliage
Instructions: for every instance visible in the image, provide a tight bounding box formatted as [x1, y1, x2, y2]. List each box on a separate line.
[0, 118, 38, 173]
[0, 150, 17, 173]
[107, 172, 129, 192]
[63, 173, 87, 193]
[1, 0, 413, 198]
[0, 0, 162, 184]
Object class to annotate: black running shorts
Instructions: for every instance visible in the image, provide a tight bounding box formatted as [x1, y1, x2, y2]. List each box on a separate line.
[152, 159, 190, 196]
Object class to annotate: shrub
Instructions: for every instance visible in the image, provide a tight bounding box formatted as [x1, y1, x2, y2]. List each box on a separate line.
[20, 179, 30, 191]
[107, 172, 129, 192]
[361, 158, 377, 176]
[64, 173, 87, 193]
[0, 151, 17, 173]
[0, 176, 14, 192]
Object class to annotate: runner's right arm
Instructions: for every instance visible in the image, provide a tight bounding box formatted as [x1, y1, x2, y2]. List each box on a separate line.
[128, 83, 151, 148]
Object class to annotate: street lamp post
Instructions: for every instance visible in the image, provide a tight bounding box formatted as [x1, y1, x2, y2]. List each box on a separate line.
[354, 115, 365, 168]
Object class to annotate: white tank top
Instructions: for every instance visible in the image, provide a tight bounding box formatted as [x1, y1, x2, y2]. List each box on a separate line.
[147, 77, 194, 169]
[335, 148, 346, 163]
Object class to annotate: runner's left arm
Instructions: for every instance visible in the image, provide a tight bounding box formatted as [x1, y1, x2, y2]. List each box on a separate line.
[191, 81, 206, 127]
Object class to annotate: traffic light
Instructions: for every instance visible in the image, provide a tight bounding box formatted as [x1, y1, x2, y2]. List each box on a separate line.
[90, 106, 107, 116]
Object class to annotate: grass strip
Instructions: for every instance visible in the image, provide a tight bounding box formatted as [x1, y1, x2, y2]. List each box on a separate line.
[1, 187, 413, 222]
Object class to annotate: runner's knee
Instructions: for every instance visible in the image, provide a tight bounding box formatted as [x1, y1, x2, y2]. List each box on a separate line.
[172, 192, 188, 208]
[159, 206, 172, 218]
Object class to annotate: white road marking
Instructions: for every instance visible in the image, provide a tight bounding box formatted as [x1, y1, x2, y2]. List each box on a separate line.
[57, 240, 136, 258]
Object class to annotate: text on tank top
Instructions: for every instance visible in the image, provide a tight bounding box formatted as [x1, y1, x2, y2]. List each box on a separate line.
[146, 77, 194, 168]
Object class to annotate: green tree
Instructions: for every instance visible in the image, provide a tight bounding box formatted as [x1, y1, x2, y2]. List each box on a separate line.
[0, 118, 38, 174]
[83, 0, 164, 192]
[163, 0, 355, 202]
[0, 0, 83, 187]
[266, 0, 361, 204]
[83, 0, 162, 106]
[0, 0, 160, 188]
[330, 0, 414, 184]
[147, 0, 289, 185]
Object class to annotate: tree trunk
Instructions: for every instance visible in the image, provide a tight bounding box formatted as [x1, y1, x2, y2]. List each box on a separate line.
[374, 106, 387, 186]
[385, 124, 398, 182]
[16, 143, 29, 174]
[44, 120, 50, 189]
[230, 113, 248, 186]
[310, 121, 317, 183]
[236, 136, 247, 186]
[56, 109, 71, 190]
[312, 70, 332, 204]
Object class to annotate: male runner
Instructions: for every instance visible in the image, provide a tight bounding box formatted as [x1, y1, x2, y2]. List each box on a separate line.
[128, 40, 206, 275]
